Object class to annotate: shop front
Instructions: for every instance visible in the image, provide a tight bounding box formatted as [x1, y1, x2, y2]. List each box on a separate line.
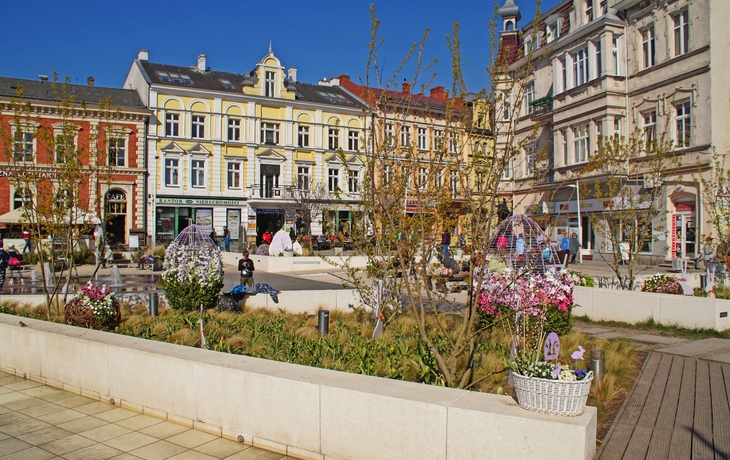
[154, 197, 247, 247]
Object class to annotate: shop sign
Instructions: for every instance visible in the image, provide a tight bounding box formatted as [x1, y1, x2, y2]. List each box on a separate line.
[256, 208, 284, 215]
[156, 197, 243, 206]
[671, 214, 678, 258]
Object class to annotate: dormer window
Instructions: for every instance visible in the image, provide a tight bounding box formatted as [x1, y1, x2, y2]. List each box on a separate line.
[157, 72, 172, 83]
[265, 71, 275, 97]
[220, 79, 236, 90]
[180, 74, 194, 85]
[170, 73, 183, 84]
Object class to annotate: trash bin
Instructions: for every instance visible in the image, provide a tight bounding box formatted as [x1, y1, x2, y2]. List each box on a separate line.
[700, 274, 708, 289]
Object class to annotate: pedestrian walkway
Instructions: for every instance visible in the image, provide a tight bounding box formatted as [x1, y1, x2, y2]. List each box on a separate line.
[597, 353, 730, 459]
[0, 371, 291, 460]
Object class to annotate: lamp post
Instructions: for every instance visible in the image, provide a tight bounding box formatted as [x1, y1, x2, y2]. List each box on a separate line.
[567, 182, 582, 263]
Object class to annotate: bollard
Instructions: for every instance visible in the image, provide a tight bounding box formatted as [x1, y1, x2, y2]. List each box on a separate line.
[149, 292, 159, 318]
[700, 274, 708, 289]
[590, 349, 605, 386]
[318, 310, 329, 336]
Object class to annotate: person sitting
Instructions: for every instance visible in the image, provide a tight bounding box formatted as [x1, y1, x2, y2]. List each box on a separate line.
[441, 255, 461, 276]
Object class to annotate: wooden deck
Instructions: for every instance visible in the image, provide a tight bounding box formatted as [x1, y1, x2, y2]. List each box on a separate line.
[598, 353, 730, 459]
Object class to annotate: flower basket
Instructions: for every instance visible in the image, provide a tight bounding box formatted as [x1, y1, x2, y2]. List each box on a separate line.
[64, 295, 121, 331]
[511, 370, 593, 416]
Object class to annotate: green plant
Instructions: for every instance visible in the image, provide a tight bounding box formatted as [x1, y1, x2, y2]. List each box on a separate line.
[130, 248, 146, 264]
[641, 274, 683, 295]
[153, 244, 166, 259]
[73, 248, 95, 265]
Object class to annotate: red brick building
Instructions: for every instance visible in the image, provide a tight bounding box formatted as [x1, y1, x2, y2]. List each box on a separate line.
[0, 76, 150, 246]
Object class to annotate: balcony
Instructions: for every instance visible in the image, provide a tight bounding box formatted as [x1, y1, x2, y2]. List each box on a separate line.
[248, 184, 293, 199]
[529, 96, 553, 119]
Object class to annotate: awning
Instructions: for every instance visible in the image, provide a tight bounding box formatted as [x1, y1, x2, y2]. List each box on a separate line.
[0, 207, 29, 224]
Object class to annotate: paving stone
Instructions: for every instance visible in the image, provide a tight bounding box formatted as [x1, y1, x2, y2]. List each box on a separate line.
[38, 433, 96, 456]
[628, 334, 687, 345]
[129, 440, 187, 460]
[195, 437, 248, 458]
[0, 445, 58, 460]
[592, 332, 630, 339]
[703, 351, 730, 364]
[657, 338, 730, 357]
[223, 447, 285, 460]
[0, 437, 33, 457]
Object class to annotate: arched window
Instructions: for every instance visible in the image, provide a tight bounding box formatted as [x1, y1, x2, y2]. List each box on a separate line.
[107, 190, 127, 216]
[13, 190, 31, 209]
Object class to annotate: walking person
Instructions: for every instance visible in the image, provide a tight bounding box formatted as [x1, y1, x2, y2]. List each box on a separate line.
[238, 251, 255, 288]
[223, 227, 231, 252]
[209, 229, 218, 248]
[515, 233, 526, 263]
[559, 233, 571, 265]
[569, 232, 582, 263]
[22, 228, 31, 253]
[441, 229, 451, 259]
[7, 243, 23, 285]
[0, 243, 8, 291]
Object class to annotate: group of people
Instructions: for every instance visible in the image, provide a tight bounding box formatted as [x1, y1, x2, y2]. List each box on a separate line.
[209, 227, 232, 252]
[0, 242, 24, 290]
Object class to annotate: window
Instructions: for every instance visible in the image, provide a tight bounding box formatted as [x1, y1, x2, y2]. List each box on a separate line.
[449, 134, 458, 154]
[614, 118, 622, 138]
[434, 130, 444, 149]
[547, 22, 559, 42]
[328, 168, 339, 192]
[596, 120, 603, 148]
[348, 170, 359, 194]
[261, 123, 279, 145]
[586, 0, 594, 22]
[220, 79, 236, 90]
[191, 159, 205, 187]
[676, 102, 691, 148]
[450, 170, 459, 196]
[643, 111, 656, 148]
[328, 128, 339, 150]
[435, 170, 443, 188]
[157, 72, 172, 83]
[108, 138, 125, 167]
[418, 167, 428, 189]
[265, 71, 275, 97]
[525, 82, 535, 114]
[417, 128, 427, 150]
[180, 74, 194, 85]
[600, 0, 607, 16]
[612, 37, 620, 75]
[400, 126, 410, 146]
[561, 129, 568, 166]
[573, 47, 589, 86]
[13, 130, 33, 162]
[228, 118, 241, 141]
[642, 27, 656, 69]
[525, 145, 536, 176]
[165, 158, 179, 186]
[297, 166, 310, 191]
[383, 165, 391, 183]
[674, 10, 689, 57]
[165, 113, 180, 137]
[227, 162, 241, 189]
[298, 125, 310, 147]
[385, 123, 394, 147]
[348, 130, 359, 151]
[559, 58, 567, 93]
[191, 115, 205, 139]
[573, 124, 590, 163]
[595, 40, 602, 77]
[55, 135, 74, 163]
[13, 190, 31, 209]
[169, 73, 183, 84]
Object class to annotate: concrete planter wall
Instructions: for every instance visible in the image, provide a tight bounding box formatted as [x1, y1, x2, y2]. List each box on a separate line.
[220, 253, 368, 273]
[0, 314, 596, 460]
[573, 286, 730, 331]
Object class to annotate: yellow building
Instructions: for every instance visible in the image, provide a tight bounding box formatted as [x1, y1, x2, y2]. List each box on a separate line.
[124, 48, 367, 247]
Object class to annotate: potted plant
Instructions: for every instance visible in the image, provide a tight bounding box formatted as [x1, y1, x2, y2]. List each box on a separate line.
[283, 248, 294, 257]
[333, 238, 344, 256]
[63, 283, 121, 331]
[300, 236, 312, 256]
[477, 269, 593, 416]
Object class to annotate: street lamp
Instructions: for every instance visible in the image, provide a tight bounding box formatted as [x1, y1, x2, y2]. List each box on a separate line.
[566, 182, 582, 263]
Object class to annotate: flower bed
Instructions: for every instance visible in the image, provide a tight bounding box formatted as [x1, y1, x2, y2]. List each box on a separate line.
[63, 284, 120, 330]
[641, 273, 683, 295]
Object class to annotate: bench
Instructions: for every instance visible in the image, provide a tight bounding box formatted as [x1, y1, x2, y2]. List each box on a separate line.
[430, 272, 470, 293]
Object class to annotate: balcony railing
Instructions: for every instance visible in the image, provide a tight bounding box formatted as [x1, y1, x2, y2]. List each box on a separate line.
[529, 96, 553, 119]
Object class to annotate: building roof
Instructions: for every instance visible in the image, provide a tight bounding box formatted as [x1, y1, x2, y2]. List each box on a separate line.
[333, 75, 456, 113]
[0, 76, 146, 109]
[137, 61, 365, 108]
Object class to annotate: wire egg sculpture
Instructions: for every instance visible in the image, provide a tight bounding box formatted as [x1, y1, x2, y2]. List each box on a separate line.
[486, 214, 563, 274]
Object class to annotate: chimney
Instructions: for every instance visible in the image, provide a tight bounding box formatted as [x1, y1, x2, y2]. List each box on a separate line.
[430, 86, 446, 101]
[87, 76, 95, 86]
[402, 79, 410, 94]
[287, 67, 297, 83]
[197, 54, 206, 72]
[138, 49, 148, 61]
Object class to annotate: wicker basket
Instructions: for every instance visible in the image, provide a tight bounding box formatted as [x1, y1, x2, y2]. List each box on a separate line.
[512, 370, 593, 416]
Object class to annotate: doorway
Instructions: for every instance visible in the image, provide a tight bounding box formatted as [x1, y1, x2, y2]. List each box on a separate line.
[260, 164, 280, 198]
[105, 190, 127, 247]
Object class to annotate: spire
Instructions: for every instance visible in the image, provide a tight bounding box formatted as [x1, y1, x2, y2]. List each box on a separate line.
[499, 0, 522, 22]
[269, 41, 273, 54]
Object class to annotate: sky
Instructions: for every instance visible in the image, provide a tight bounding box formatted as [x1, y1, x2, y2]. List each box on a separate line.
[1, 0, 561, 94]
